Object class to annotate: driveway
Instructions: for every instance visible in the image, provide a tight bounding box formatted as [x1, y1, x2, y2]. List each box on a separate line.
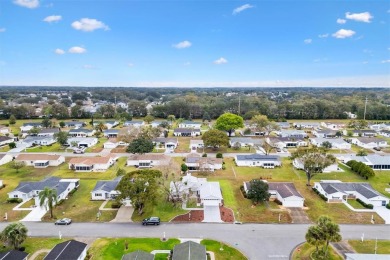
[21, 205, 47, 221]
[331, 241, 356, 258]
[288, 207, 311, 224]
[110, 206, 134, 223]
[202, 206, 222, 223]
[374, 207, 390, 224]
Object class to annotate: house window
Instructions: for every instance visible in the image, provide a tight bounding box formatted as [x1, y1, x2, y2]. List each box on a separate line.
[14, 195, 18, 198]
[382, 201, 386, 206]
[95, 193, 102, 197]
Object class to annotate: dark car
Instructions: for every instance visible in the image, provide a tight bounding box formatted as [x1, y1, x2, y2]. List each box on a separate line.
[142, 217, 160, 225]
[373, 147, 381, 151]
[55, 218, 72, 225]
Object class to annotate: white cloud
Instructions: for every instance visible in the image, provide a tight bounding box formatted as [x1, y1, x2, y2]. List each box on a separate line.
[68, 46, 86, 54]
[54, 48, 65, 55]
[71, 18, 109, 32]
[304, 39, 312, 44]
[214, 57, 228, 64]
[337, 18, 346, 24]
[13, 0, 39, 8]
[43, 15, 62, 23]
[0, 28, 6, 33]
[332, 29, 355, 39]
[318, 34, 329, 38]
[232, 4, 254, 15]
[345, 12, 373, 23]
[382, 60, 390, 63]
[172, 40, 192, 49]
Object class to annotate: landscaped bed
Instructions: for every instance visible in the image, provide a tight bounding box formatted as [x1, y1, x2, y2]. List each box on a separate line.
[291, 242, 343, 260]
[171, 206, 235, 223]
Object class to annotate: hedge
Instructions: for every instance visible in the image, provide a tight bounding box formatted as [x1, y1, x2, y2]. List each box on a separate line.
[7, 198, 23, 203]
[386, 204, 390, 210]
[356, 198, 374, 209]
[346, 160, 375, 179]
[312, 187, 328, 201]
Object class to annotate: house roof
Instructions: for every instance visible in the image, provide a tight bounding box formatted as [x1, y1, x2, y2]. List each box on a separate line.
[103, 129, 120, 134]
[153, 137, 178, 144]
[64, 121, 84, 126]
[23, 122, 42, 127]
[0, 136, 13, 142]
[181, 121, 201, 125]
[317, 181, 385, 199]
[245, 181, 303, 199]
[174, 128, 200, 133]
[236, 154, 280, 162]
[311, 138, 348, 145]
[128, 154, 171, 162]
[16, 154, 62, 161]
[270, 137, 305, 143]
[124, 120, 144, 124]
[44, 240, 87, 260]
[186, 155, 222, 165]
[280, 130, 307, 135]
[316, 129, 338, 135]
[23, 136, 55, 142]
[69, 128, 94, 133]
[0, 250, 28, 260]
[67, 137, 97, 144]
[39, 128, 60, 134]
[343, 154, 390, 165]
[230, 137, 264, 145]
[200, 182, 222, 200]
[172, 241, 207, 260]
[352, 129, 376, 134]
[11, 176, 71, 195]
[380, 130, 390, 134]
[354, 137, 386, 144]
[122, 250, 154, 260]
[93, 176, 123, 192]
[69, 156, 113, 166]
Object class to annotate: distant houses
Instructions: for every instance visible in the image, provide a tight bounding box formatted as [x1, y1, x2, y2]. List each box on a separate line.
[185, 154, 223, 172]
[127, 154, 172, 168]
[68, 155, 117, 172]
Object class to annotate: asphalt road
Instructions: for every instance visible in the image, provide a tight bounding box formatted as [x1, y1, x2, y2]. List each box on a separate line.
[0, 222, 389, 259]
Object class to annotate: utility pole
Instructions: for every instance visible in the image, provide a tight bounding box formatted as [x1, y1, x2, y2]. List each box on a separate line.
[363, 96, 368, 120]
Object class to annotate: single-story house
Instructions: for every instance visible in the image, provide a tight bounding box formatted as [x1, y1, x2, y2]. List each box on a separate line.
[68, 155, 117, 172]
[152, 137, 179, 150]
[275, 122, 290, 129]
[150, 120, 169, 128]
[123, 120, 145, 128]
[293, 158, 342, 173]
[379, 130, 390, 138]
[0, 250, 28, 260]
[91, 176, 123, 200]
[293, 122, 321, 129]
[15, 154, 65, 168]
[369, 123, 390, 131]
[37, 128, 60, 137]
[310, 137, 351, 150]
[320, 122, 345, 130]
[239, 128, 266, 136]
[20, 122, 42, 132]
[0, 154, 13, 166]
[185, 154, 223, 171]
[312, 129, 338, 138]
[93, 120, 119, 129]
[235, 154, 281, 168]
[0, 136, 13, 146]
[172, 241, 207, 260]
[243, 181, 305, 208]
[267, 137, 308, 149]
[170, 173, 207, 198]
[44, 240, 87, 260]
[229, 137, 264, 147]
[200, 182, 223, 207]
[189, 139, 204, 152]
[345, 253, 390, 260]
[8, 176, 79, 202]
[103, 138, 128, 149]
[67, 137, 98, 148]
[279, 129, 307, 139]
[178, 121, 202, 129]
[127, 154, 171, 168]
[345, 112, 357, 119]
[68, 128, 96, 137]
[20, 136, 56, 147]
[0, 125, 10, 135]
[343, 129, 377, 137]
[314, 180, 389, 207]
[122, 250, 154, 260]
[350, 137, 388, 149]
[64, 121, 85, 128]
[173, 128, 201, 137]
[338, 154, 390, 170]
[103, 129, 120, 138]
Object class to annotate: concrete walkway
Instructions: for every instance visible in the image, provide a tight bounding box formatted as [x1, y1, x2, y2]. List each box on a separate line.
[99, 200, 119, 211]
[374, 207, 390, 224]
[28, 249, 50, 260]
[21, 205, 47, 221]
[110, 206, 134, 223]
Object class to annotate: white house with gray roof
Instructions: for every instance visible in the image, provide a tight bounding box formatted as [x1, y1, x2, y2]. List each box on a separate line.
[338, 154, 390, 170]
[379, 130, 390, 138]
[103, 129, 119, 138]
[350, 137, 387, 149]
[178, 121, 202, 129]
[235, 154, 281, 168]
[310, 137, 351, 150]
[293, 122, 321, 129]
[343, 129, 377, 137]
[267, 137, 308, 149]
[279, 129, 307, 139]
[20, 136, 56, 147]
[68, 128, 96, 137]
[173, 128, 201, 137]
[314, 180, 389, 207]
[312, 129, 338, 138]
[244, 181, 305, 207]
[37, 128, 60, 137]
[91, 176, 122, 200]
[67, 137, 98, 148]
[152, 137, 178, 150]
[229, 137, 264, 147]
[64, 121, 85, 128]
[123, 120, 145, 128]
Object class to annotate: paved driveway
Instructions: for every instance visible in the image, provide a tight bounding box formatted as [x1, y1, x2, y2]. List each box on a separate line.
[110, 206, 134, 223]
[202, 206, 222, 223]
[21, 205, 47, 221]
[288, 208, 311, 224]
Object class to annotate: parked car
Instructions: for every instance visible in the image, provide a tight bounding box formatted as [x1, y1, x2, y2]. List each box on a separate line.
[373, 147, 381, 151]
[55, 218, 72, 225]
[142, 217, 160, 225]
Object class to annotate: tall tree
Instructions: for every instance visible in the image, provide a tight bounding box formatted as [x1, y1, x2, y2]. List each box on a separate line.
[202, 129, 229, 150]
[41, 118, 52, 128]
[9, 114, 16, 125]
[215, 113, 244, 137]
[246, 180, 270, 205]
[55, 131, 68, 146]
[291, 147, 336, 186]
[38, 187, 58, 219]
[9, 161, 25, 173]
[250, 114, 269, 134]
[0, 222, 28, 249]
[144, 115, 154, 124]
[127, 137, 154, 154]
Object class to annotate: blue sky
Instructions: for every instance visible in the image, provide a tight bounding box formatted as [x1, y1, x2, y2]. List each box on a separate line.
[0, 0, 389, 87]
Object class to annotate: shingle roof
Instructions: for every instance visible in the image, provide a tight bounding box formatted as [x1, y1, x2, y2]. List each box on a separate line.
[186, 155, 222, 165]
[0, 250, 28, 260]
[128, 154, 171, 161]
[11, 176, 70, 195]
[16, 154, 62, 161]
[69, 128, 93, 133]
[103, 129, 120, 134]
[93, 177, 123, 192]
[230, 137, 264, 145]
[39, 128, 60, 134]
[236, 154, 280, 161]
[318, 182, 384, 199]
[44, 240, 87, 260]
[0, 136, 13, 142]
[122, 250, 154, 260]
[153, 137, 178, 143]
[199, 182, 222, 200]
[69, 156, 112, 165]
[172, 241, 206, 260]
[245, 181, 303, 199]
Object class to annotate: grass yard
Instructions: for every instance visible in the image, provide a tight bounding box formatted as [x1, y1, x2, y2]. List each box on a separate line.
[85, 137, 107, 153]
[131, 198, 187, 222]
[348, 240, 390, 254]
[26, 143, 64, 153]
[201, 239, 247, 260]
[347, 199, 367, 209]
[291, 242, 343, 260]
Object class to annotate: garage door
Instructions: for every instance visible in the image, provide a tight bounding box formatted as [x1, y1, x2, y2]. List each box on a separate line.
[283, 200, 304, 208]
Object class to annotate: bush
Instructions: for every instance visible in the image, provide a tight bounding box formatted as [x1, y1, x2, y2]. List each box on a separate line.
[202, 153, 207, 157]
[386, 203, 390, 210]
[356, 198, 374, 209]
[347, 160, 375, 179]
[216, 153, 223, 158]
[181, 164, 188, 172]
[7, 198, 22, 203]
[240, 185, 247, 198]
[312, 187, 327, 201]
[56, 199, 65, 206]
[222, 165, 226, 170]
[111, 202, 121, 208]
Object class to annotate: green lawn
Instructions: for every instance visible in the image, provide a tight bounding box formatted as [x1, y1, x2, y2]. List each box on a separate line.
[291, 242, 343, 260]
[201, 239, 247, 260]
[26, 143, 64, 153]
[349, 240, 390, 254]
[347, 199, 367, 209]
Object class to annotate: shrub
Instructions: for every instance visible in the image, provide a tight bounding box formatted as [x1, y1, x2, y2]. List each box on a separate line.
[7, 198, 22, 203]
[222, 165, 226, 170]
[386, 203, 390, 210]
[356, 198, 374, 209]
[202, 153, 207, 157]
[216, 153, 223, 158]
[111, 202, 121, 208]
[181, 164, 188, 172]
[274, 199, 283, 205]
[243, 128, 251, 135]
[56, 199, 65, 206]
[312, 187, 327, 201]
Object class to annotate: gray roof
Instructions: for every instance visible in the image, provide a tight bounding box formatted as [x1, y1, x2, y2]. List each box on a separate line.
[272, 137, 305, 142]
[345, 155, 390, 165]
[44, 240, 87, 260]
[124, 120, 143, 124]
[23, 122, 42, 127]
[230, 137, 264, 145]
[69, 128, 93, 133]
[174, 128, 200, 133]
[23, 136, 54, 142]
[0, 136, 13, 142]
[181, 121, 201, 125]
[92, 177, 122, 192]
[153, 137, 178, 143]
[64, 121, 84, 126]
[245, 181, 303, 199]
[318, 182, 384, 199]
[172, 241, 207, 260]
[103, 129, 120, 134]
[39, 128, 60, 134]
[352, 129, 376, 133]
[122, 250, 154, 260]
[0, 250, 28, 260]
[316, 129, 337, 135]
[381, 130, 390, 134]
[12, 177, 70, 196]
[355, 137, 386, 144]
[311, 137, 348, 144]
[236, 154, 280, 162]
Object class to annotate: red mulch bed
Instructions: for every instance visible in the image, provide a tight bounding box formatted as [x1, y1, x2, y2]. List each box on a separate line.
[171, 206, 234, 223]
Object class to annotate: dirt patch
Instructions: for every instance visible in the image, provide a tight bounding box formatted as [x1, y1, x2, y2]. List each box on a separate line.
[171, 206, 234, 223]
[91, 148, 103, 153]
[111, 147, 127, 153]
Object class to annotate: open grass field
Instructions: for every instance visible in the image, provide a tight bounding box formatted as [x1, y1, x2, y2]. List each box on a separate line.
[349, 240, 390, 254]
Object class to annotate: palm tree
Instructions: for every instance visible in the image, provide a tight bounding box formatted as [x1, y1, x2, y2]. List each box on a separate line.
[0, 222, 28, 249]
[39, 187, 58, 218]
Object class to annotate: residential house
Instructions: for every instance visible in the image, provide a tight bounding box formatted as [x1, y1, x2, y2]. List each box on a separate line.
[293, 122, 321, 129]
[338, 154, 390, 170]
[185, 154, 223, 171]
[345, 112, 357, 119]
[0, 250, 28, 260]
[189, 139, 204, 152]
[235, 154, 281, 168]
[172, 241, 207, 260]
[93, 120, 119, 129]
[91, 176, 122, 200]
[0, 136, 13, 146]
[243, 181, 305, 208]
[170, 173, 207, 198]
[67, 137, 98, 148]
[314, 180, 389, 207]
[37, 128, 60, 137]
[68, 128, 96, 137]
[173, 128, 201, 137]
[20, 136, 56, 147]
[345, 253, 390, 260]
[16, 154, 64, 168]
[379, 130, 390, 138]
[151, 121, 168, 128]
[152, 137, 178, 150]
[0, 125, 10, 135]
[229, 137, 264, 147]
[103, 129, 120, 138]
[320, 122, 346, 130]
[275, 122, 290, 129]
[279, 129, 307, 139]
[293, 158, 342, 173]
[178, 121, 202, 129]
[267, 137, 308, 149]
[369, 123, 390, 131]
[200, 182, 223, 207]
[123, 120, 145, 128]
[103, 138, 128, 149]
[44, 240, 87, 260]
[122, 250, 154, 260]
[0, 154, 13, 166]
[20, 122, 42, 132]
[68, 155, 117, 172]
[312, 129, 338, 138]
[8, 176, 79, 202]
[343, 129, 377, 137]
[127, 154, 171, 168]
[350, 137, 387, 149]
[310, 138, 351, 150]
[64, 121, 85, 128]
